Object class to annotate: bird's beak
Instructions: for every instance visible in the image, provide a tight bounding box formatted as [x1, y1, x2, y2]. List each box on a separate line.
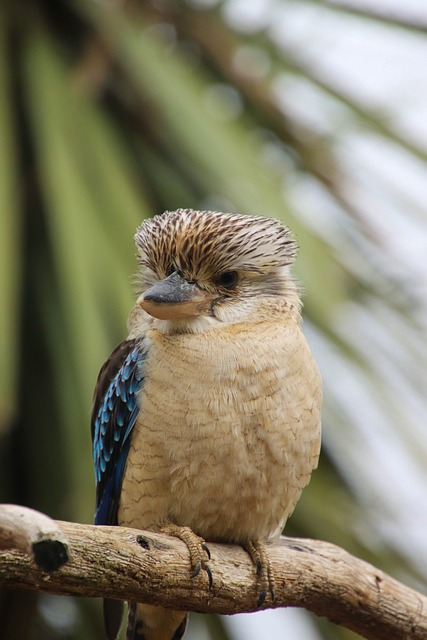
[137, 272, 214, 320]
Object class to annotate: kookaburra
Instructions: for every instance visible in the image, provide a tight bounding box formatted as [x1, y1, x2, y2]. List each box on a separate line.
[92, 208, 322, 640]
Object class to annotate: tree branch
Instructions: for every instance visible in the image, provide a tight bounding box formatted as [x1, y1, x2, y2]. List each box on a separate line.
[0, 508, 426, 639]
[0, 504, 69, 572]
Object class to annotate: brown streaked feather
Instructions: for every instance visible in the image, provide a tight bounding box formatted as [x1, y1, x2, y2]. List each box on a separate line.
[134, 209, 297, 283]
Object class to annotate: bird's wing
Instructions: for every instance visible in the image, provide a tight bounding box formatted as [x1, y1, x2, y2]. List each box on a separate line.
[91, 338, 145, 526]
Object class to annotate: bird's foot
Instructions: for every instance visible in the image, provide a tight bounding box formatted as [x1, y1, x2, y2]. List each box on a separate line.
[243, 539, 275, 607]
[160, 524, 213, 589]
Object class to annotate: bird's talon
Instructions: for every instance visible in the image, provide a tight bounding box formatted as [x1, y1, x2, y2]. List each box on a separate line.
[243, 539, 275, 607]
[191, 561, 201, 578]
[202, 543, 211, 560]
[257, 588, 267, 608]
[205, 564, 213, 590]
[160, 524, 212, 588]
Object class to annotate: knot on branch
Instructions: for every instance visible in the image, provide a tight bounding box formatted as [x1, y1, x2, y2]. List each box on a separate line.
[0, 504, 69, 572]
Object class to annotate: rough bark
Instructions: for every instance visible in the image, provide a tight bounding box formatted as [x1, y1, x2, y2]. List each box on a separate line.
[0, 505, 426, 639]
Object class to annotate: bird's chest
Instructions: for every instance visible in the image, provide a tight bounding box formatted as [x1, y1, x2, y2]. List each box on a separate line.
[119, 323, 321, 541]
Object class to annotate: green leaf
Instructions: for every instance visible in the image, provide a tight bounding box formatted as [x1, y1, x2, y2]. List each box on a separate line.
[0, 7, 21, 433]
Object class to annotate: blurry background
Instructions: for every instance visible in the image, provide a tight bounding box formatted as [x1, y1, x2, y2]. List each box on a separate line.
[1, 0, 427, 638]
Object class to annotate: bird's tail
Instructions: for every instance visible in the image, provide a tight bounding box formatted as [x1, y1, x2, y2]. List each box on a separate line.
[104, 599, 124, 640]
[126, 602, 188, 640]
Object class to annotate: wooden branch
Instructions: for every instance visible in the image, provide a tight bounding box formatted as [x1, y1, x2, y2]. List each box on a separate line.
[0, 504, 69, 572]
[0, 512, 426, 640]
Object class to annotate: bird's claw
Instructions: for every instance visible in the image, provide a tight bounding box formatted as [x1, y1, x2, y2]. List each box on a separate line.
[191, 560, 201, 578]
[205, 563, 213, 589]
[243, 539, 276, 607]
[160, 524, 213, 590]
[257, 587, 268, 608]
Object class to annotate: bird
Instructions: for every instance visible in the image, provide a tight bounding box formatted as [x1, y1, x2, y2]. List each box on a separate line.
[91, 208, 322, 640]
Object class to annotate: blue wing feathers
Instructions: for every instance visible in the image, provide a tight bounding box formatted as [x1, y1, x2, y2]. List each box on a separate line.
[91, 339, 145, 526]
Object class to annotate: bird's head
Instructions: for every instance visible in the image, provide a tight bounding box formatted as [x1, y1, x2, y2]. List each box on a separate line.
[134, 209, 300, 333]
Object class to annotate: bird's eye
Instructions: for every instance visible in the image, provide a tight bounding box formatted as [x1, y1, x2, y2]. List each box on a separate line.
[217, 271, 238, 289]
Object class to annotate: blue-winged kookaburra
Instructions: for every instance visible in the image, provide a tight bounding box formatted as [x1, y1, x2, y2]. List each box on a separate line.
[92, 209, 322, 640]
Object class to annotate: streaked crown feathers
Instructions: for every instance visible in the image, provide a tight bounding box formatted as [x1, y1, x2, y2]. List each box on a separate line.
[134, 209, 297, 281]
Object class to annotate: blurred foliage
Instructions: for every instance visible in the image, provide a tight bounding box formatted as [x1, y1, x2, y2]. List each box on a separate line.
[1, 1, 427, 639]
